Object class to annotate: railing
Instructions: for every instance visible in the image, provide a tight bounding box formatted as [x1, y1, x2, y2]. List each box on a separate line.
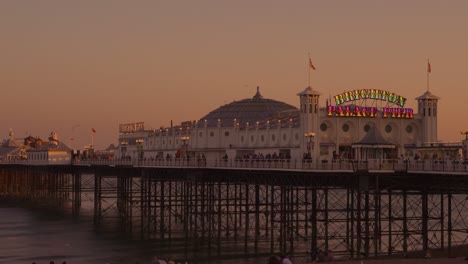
[1, 158, 468, 173]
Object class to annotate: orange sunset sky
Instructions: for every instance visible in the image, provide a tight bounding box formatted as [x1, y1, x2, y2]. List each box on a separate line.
[1, 1, 467, 150]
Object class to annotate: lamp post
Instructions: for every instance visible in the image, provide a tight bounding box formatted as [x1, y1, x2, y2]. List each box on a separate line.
[180, 135, 190, 160]
[180, 136, 190, 157]
[120, 140, 128, 159]
[304, 132, 316, 160]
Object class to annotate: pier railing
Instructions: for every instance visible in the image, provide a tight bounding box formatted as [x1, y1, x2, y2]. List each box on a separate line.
[67, 158, 468, 173]
[1, 158, 467, 173]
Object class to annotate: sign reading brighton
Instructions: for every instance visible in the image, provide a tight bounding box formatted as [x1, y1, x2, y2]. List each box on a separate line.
[327, 89, 414, 119]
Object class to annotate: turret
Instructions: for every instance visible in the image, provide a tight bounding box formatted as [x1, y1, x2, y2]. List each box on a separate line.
[297, 86, 321, 159]
[416, 91, 440, 145]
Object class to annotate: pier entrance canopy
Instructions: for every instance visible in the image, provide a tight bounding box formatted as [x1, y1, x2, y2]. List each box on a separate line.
[352, 126, 396, 160]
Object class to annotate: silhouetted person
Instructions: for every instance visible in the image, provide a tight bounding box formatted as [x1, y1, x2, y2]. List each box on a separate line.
[268, 255, 281, 264]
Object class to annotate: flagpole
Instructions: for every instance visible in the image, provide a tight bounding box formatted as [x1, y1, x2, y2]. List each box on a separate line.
[427, 59, 430, 92]
[308, 53, 311, 87]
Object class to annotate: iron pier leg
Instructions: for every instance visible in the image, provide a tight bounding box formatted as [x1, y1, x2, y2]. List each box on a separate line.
[422, 191, 429, 255]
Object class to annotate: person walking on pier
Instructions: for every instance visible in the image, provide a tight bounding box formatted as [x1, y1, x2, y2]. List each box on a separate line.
[281, 253, 293, 264]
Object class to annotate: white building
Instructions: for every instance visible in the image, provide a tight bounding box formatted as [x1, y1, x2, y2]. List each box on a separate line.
[0, 130, 28, 160]
[116, 85, 457, 162]
[26, 132, 72, 165]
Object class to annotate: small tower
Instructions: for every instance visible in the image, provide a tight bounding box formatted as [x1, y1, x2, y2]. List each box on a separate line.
[298, 86, 321, 158]
[416, 91, 440, 145]
[48, 131, 59, 146]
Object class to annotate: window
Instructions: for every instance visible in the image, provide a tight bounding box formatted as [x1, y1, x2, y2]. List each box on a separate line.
[342, 124, 349, 132]
[199, 132, 203, 137]
[320, 145, 329, 155]
[272, 134, 276, 141]
[364, 124, 370, 132]
[224, 131, 230, 137]
[210, 131, 214, 137]
[261, 135, 264, 142]
[406, 125, 413, 133]
[385, 125, 392, 133]
[320, 123, 327, 132]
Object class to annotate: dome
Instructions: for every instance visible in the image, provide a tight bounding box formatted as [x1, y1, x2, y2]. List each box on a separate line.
[199, 87, 297, 127]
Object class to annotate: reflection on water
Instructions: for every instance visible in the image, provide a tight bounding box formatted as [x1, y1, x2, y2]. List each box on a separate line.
[0, 206, 272, 264]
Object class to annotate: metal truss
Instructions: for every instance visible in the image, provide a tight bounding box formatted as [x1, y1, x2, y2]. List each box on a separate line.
[1, 165, 467, 260]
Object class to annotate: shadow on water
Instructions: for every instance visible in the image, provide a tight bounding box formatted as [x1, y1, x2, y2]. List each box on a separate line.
[0, 204, 269, 264]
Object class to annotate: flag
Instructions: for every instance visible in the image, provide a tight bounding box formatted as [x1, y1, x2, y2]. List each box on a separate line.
[427, 61, 431, 73]
[309, 56, 316, 70]
[92, 128, 96, 133]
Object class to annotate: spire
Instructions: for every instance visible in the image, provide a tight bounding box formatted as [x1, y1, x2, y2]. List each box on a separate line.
[253, 86, 263, 100]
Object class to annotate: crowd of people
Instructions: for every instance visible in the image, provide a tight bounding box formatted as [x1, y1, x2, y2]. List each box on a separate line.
[32, 260, 67, 264]
[150, 256, 183, 264]
[234, 152, 291, 161]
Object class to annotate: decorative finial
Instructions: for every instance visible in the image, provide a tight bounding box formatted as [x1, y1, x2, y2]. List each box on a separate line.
[253, 86, 263, 99]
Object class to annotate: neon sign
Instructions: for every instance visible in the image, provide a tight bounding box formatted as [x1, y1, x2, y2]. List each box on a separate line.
[334, 89, 407, 107]
[328, 89, 414, 119]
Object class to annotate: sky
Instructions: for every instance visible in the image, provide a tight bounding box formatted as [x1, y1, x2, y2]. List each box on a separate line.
[1, 0, 468, 150]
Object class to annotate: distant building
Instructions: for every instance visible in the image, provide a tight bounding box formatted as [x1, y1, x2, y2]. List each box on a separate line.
[0, 130, 28, 160]
[94, 144, 117, 160]
[26, 132, 72, 165]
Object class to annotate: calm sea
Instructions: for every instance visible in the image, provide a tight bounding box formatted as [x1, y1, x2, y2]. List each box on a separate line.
[0, 206, 273, 264]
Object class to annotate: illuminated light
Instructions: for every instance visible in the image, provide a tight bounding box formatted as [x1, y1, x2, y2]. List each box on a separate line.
[334, 89, 407, 107]
[381, 90, 388, 101]
[355, 106, 362, 117]
[327, 105, 336, 116]
[345, 106, 352, 117]
[382, 108, 389, 118]
[328, 106, 413, 119]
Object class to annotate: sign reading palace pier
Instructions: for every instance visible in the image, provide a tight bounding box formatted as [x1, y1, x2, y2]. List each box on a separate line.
[327, 89, 414, 119]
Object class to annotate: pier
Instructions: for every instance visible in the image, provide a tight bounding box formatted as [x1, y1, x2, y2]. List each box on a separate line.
[0, 159, 467, 260]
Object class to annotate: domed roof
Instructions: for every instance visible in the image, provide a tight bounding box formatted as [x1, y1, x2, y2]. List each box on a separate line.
[199, 87, 297, 127]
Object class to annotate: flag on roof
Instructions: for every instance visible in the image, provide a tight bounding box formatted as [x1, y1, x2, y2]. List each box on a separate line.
[309, 56, 316, 70]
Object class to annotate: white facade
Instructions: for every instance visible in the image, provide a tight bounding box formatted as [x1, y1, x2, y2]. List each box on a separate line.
[116, 87, 444, 161]
[26, 132, 72, 165]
